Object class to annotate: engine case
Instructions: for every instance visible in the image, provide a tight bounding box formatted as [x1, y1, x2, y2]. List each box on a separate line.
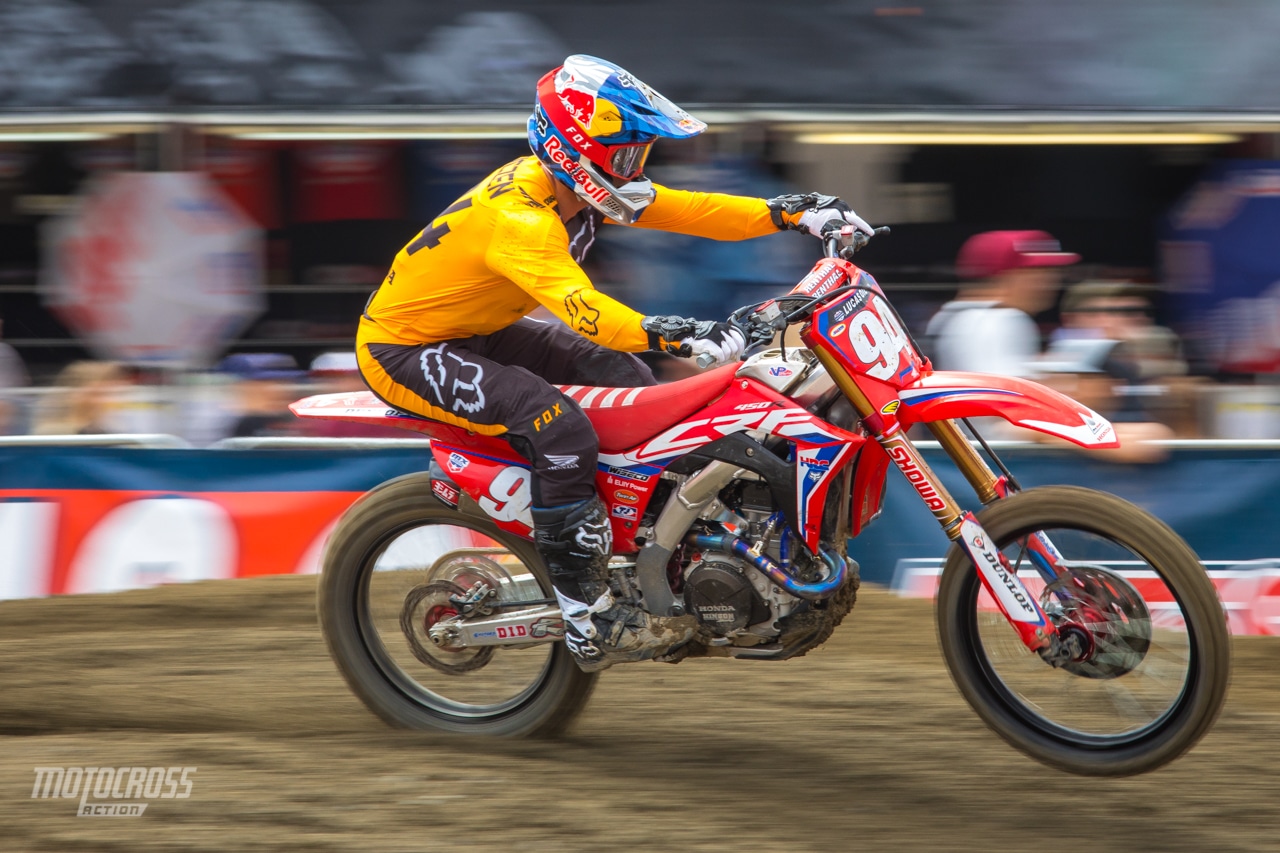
[684, 558, 773, 636]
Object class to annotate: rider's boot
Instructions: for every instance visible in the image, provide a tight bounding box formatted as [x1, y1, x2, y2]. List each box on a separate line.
[532, 496, 696, 673]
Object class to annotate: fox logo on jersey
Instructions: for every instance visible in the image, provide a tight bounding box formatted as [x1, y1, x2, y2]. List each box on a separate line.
[564, 290, 601, 336]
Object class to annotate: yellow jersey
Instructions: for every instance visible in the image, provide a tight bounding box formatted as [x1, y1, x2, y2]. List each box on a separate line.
[360, 156, 779, 352]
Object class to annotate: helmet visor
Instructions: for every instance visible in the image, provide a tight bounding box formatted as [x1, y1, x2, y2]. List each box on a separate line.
[608, 142, 651, 181]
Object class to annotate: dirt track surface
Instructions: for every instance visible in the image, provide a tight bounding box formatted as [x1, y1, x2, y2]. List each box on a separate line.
[0, 576, 1277, 852]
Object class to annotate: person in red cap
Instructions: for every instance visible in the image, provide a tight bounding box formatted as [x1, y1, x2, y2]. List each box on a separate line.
[924, 230, 1079, 378]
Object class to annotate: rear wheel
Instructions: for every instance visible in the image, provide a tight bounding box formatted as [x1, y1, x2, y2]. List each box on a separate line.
[936, 486, 1229, 776]
[318, 473, 596, 736]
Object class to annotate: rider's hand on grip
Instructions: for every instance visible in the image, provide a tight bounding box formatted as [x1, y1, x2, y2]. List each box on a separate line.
[766, 192, 874, 239]
[641, 315, 745, 368]
[741, 308, 779, 348]
[797, 207, 874, 240]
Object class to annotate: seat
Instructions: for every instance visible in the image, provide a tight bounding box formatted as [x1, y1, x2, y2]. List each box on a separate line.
[556, 363, 738, 453]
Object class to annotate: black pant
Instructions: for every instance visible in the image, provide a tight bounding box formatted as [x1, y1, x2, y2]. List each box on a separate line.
[363, 318, 656, 506]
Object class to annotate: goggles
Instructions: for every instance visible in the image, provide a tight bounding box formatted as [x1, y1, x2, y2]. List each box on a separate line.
[607, 142, 651, 182]
[536, 70, 654, 182]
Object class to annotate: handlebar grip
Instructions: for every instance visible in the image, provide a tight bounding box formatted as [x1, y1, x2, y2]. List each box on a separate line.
[696, 353, 716, 369]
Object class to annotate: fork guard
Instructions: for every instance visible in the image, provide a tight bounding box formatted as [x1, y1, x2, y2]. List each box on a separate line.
[895, 371, 1120, 449]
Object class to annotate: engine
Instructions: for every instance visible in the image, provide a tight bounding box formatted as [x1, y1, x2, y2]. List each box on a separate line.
[684, 557, 772, 634]
[668, 447, 856, 653]
[679, 476, 800, 642]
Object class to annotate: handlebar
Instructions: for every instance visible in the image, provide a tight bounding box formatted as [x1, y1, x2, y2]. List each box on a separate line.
[694, 225, 891, 369]
[824, 223, 889, 260]
[695, 315, 756, 369]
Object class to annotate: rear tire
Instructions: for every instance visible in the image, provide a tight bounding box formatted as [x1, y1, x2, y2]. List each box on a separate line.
[318, 473, 597, 737]
[936, 486, 1229, 776]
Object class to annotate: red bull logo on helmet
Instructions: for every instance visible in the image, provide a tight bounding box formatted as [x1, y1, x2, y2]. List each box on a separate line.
[559, 86, 596, 125]
[543, 136, 611, 204]
[554, 70, 598, 125]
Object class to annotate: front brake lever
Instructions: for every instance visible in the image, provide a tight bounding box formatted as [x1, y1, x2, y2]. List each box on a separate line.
[824, 224, 891, 259]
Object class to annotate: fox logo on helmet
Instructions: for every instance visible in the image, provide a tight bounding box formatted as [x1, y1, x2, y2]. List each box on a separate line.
[530, 55, 705, 225]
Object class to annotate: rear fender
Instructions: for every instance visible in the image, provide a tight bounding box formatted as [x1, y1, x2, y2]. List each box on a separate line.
[896, 371, 1119, 449]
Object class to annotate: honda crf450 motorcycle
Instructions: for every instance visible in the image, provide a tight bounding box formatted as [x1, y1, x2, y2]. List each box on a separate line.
[292, 225, 1228, 777]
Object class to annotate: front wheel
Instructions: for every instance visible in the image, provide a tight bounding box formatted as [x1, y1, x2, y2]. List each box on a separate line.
[318, 473, 596, 736]
[936, 486, 1229, 776]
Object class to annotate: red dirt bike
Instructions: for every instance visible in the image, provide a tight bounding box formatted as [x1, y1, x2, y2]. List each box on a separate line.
[293, 225, 1228, 777]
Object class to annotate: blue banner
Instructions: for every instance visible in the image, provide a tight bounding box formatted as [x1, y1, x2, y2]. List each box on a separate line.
[1, 443, 1277, 589]
[853, 443, 1280, 585]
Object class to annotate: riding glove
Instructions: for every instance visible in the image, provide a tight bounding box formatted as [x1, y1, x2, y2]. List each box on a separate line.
[767, 192, 874, 239]
[641, 316, 746, 367]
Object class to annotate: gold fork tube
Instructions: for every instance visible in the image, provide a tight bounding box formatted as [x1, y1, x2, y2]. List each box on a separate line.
[811, 345, 878, 418]
[812, 348, 966, 538]
[926, 419, 1001, 504]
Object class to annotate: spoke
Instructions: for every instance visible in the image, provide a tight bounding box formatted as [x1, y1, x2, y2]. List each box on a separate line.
[1010, 537, 1029, 575]
[1100, 678, 1157, 724]
[975, 525, 1194, 738]
[361, 525, 554, 717]
[1133, 652, 1193, 692]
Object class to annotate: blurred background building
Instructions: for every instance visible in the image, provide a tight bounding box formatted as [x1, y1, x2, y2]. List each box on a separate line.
[3, 0, 1280, 441]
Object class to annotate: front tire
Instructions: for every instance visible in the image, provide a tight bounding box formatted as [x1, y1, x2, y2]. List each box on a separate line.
[936, 486, 1229, 776]
[318, 473, 597, 737]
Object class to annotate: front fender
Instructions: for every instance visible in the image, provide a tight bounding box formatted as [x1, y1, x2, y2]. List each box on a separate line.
[896, 371, 1119, 449]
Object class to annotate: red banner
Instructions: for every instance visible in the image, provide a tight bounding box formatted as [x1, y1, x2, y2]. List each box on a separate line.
[0, 489, 361, 598]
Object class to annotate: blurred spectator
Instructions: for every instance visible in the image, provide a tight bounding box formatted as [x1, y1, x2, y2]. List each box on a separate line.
[924, 230, 1079, 377]
[1038, 282, 1182, 459]
[0, 313, 30, 434]
[218, 353, 307, 439]
[31, 360, 127, 436]
[922, 230, 1078, 440]
[924, 235, 1173, 461]
[1046, 280, 1188, 385]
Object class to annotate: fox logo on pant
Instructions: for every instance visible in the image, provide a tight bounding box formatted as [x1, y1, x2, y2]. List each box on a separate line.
[419, 345, 486, 414]
[533, 403, 564, 432]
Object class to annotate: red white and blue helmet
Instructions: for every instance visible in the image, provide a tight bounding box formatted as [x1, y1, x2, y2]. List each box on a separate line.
[528, 55, 706, 224]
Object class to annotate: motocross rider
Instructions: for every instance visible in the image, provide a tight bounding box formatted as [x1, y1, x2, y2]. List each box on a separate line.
[356, 54, 872, 672]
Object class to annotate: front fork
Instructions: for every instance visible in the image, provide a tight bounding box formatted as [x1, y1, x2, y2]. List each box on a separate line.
[812, 349, 1061, 655]
[920, 420, 1059, 654]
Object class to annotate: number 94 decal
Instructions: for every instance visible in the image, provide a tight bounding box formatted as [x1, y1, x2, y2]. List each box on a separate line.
[840, 294, 910, 382]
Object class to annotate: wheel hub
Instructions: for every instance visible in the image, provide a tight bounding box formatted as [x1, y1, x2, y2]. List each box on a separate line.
[399, 580, 495, 674]
[1042, 565, 1152, 679]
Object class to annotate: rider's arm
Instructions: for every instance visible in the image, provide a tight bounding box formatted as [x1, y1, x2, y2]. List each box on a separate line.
[626, 184, 778, 240]
[485, 209, 649, 351]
